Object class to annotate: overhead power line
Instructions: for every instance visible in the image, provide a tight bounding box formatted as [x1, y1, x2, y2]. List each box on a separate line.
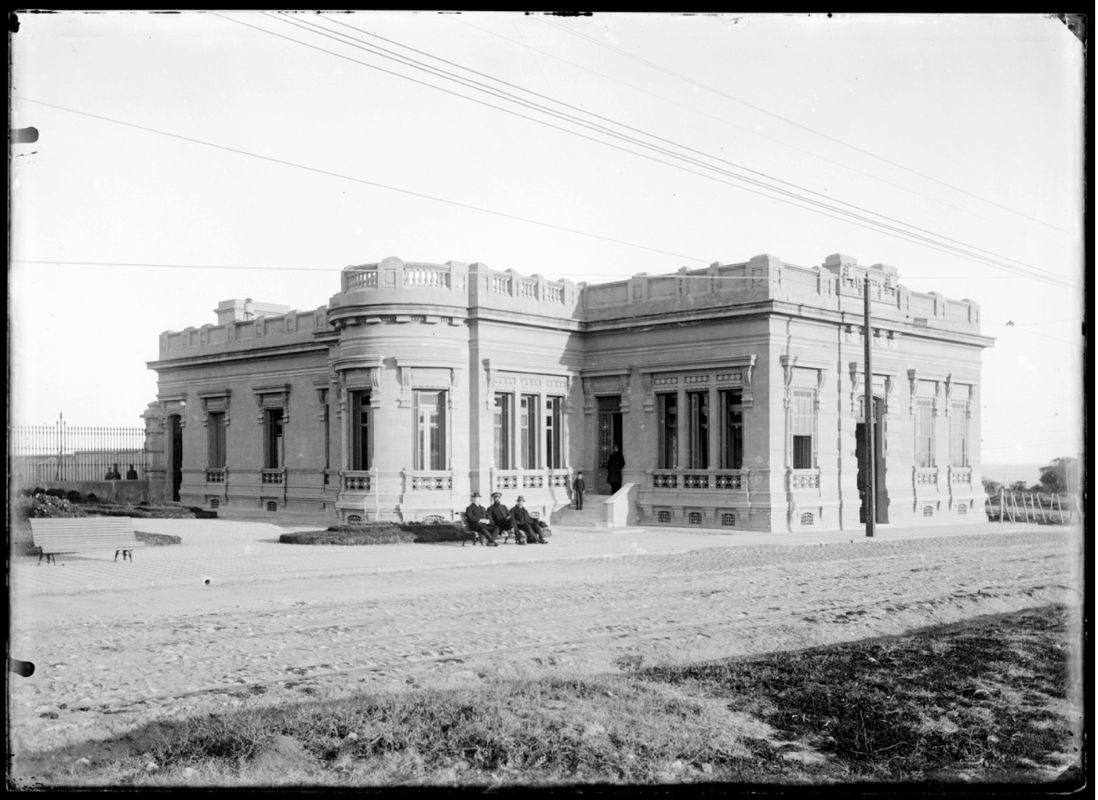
[456, 15, 1067, 239]
[538, 15, 1069, 235]
[16, 96, 710, 266]
[240, 13, 1072, 289]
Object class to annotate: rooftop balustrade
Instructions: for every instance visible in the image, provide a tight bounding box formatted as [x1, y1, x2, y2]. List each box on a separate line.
[157, 253, 983, 354]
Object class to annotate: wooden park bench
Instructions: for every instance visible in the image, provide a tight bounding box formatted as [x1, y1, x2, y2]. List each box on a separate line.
[458, 512, 514, 546]
[29, 517, 144, 565]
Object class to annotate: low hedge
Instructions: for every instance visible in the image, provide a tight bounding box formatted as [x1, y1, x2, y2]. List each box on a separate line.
[279, 522, 464, 546]
[80, 504, 218, 520]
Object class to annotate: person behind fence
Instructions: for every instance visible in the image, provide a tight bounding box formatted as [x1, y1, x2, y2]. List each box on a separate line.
[488, 492, 515, 542]
[125, 464, 138, 480]
[465, 491, 499, 546]
[511, 496, 548, 544]
[572, 470, 586, 510]
[105, 464, 121, 480]
[607, 446, 625, 494]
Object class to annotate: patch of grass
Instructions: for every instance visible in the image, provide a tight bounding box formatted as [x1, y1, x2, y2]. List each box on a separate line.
[134, 531, 182, 546]
[12, 605, 1082, 788]
[280, 523, 464, 546]
[644, 604, 1083, 782]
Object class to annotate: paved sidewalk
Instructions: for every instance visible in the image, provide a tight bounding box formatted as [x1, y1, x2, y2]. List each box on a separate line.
[11, 518, 1054, 599]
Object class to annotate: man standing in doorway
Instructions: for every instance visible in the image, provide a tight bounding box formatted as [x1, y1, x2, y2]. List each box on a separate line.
[607, 445, 625, 495]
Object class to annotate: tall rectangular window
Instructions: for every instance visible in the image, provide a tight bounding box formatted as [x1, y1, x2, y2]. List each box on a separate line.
[207, 411, 226, 468]
[493, 393, 512, 469]
[520, 394, 539, 469]
[545, 396, 563, 469]
[720, 389, 743, 469]
[916, 398, 935, 468]
[264, 408, 284, 469]
[351, 391, 372, 470]
[949, 402, 969, 467]
[791, 389, 816, 469]
[687, 391, 709, 469]
[657, 393, 678, 469]
[414, 390, 447, 470]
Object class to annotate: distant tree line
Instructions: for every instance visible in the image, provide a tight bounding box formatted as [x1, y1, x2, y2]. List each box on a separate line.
[982, 456, 1080, 497]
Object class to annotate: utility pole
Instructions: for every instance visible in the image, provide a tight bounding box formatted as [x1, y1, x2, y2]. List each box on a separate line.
[864, 276, 875, 538]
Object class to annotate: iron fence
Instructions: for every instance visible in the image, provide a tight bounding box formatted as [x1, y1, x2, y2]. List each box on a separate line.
[11, 413, 148, 485]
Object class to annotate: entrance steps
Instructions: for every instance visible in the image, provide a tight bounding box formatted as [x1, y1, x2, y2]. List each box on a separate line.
[551, 502, 607, 529]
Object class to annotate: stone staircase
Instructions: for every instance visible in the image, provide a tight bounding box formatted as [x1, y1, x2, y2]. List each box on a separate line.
[550, 502, 607, 529]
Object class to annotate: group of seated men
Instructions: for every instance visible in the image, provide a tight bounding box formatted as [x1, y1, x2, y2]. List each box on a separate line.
[464, 491, 549, 546]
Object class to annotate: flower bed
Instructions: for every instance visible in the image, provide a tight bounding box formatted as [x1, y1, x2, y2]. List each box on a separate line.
[279, 522, 464, 546]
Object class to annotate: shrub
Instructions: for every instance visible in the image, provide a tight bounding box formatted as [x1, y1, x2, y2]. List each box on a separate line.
[65, 489, 84, 504]
[44, 488, 67, 499]
[280, 522, 463, 546]
[13, 493, 88, 521]
[85, 493, 99, 503]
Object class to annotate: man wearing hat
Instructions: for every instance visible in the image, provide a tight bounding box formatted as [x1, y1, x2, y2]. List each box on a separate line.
[487, 492, 516, 543]
[511, 496, 548, 544]
[465, 491, 498, 546]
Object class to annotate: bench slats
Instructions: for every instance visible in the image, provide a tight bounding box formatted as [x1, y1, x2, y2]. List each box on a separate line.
[29, 518, 144, 563]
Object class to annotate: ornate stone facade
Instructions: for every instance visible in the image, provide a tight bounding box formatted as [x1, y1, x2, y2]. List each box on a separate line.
[146, 253, 992, 531]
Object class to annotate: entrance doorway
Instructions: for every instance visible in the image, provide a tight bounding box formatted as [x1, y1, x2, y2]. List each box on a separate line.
[596, 395, 622, 494]
[856, 396, 889, 523]
[169, 414, 183, 502]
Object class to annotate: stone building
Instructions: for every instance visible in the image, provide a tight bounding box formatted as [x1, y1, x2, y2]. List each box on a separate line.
[144, 253, 992, 531]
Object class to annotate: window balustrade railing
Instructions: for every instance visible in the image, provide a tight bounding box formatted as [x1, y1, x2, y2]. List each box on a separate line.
[949, 466, 972, 485]
[342, 471, 372, 491]
[790, 469, 821, 490]
[205, 467, 227, 483]
[493, 469, 571, 492]
[409, 471, 453, 491]
[261, 468, 285, 485]
[652, 469, 745, 490]
[915, 467, 939, 486]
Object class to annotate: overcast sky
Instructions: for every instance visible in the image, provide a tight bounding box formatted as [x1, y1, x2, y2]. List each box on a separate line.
[9, 11, 1085, 468]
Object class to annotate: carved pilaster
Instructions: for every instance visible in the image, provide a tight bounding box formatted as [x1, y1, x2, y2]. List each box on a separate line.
[907, 369, 917, 415]
[742, 355, 756, 408]
[620, 369, 633, 414]
[582, 378, 593, 415]
[642, 373, 655, 412]
[780, 355, 796, 408]
[483, 358, 494, 410]
[943, 374, 952, 417]
[397, 366, 412, 408]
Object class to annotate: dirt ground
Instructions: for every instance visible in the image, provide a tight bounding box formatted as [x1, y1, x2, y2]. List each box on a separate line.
[7, 527, 1084, 771]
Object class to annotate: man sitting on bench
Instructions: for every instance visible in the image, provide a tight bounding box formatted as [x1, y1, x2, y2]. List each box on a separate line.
[465, 491, 499, 546]
[488, 492, 516, 544]
[512, 496, 548, 544]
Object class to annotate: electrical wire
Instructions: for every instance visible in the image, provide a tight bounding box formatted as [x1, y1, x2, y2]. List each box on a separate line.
[15, 96, 710, 266]
[249, 13, 1073, 288]
[335, 15, 1060, 280]
[538, 15, 1070, 235]
[456, 15, 1059, 238]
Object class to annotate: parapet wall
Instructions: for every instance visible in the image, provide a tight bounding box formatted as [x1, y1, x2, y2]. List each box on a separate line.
[158, 307, 329, 358]
[156, 253, 982, 354]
